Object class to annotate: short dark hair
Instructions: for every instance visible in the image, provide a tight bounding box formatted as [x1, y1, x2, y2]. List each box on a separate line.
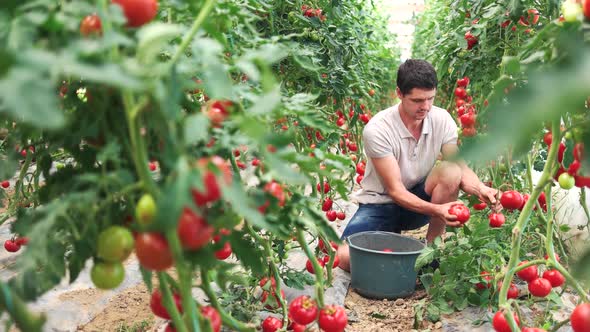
[396, 59, 438, 95]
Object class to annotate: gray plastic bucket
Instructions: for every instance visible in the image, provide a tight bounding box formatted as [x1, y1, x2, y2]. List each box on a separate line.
[347, 231, 425, 299]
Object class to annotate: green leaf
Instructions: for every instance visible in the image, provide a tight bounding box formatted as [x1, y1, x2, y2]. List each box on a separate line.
[184, 113, 210, 145]
[136, 23, 183, 65]
[247, 87, 282, 115]
[192, 38, 233, 99]
[264, 154, 308, 185]
[221, 182, 278, 233]
[140, 267, 153, 292]
[0, 67, 64, 129]
[415, 245, 435, 270]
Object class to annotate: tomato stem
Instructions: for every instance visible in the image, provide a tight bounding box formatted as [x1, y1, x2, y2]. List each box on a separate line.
[296, 228, 325, 308]
[169, 0, 217, 67]
[165, 231, 201, 332]
[157, 271, 189, 332]
[0, 282, 46, 332]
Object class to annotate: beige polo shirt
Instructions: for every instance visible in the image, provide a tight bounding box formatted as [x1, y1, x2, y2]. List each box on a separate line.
[355, 104, 458, 204]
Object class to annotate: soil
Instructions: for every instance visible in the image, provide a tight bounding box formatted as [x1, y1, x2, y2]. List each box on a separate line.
[75, 284, 155, 332]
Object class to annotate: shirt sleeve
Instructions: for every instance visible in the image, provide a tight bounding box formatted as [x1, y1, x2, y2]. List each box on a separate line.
[363, 124, 393, 158]
[441, 111, 458, 145]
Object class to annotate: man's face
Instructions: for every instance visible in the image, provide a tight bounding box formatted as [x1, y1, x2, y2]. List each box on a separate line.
[397, 87, 436, 120]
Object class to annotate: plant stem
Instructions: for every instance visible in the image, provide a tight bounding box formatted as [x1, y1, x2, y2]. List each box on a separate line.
[169, 0, 217, 66]
[157, 271, 189, 332]
[296, 228, 325, 307]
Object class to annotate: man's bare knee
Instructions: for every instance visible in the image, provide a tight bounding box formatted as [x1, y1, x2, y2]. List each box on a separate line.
[337, 243, 350, 272]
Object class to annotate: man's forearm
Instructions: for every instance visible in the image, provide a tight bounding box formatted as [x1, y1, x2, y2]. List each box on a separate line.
[458, 162, 483, 196]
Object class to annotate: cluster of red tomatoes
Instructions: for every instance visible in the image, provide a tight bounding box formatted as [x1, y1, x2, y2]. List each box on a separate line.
[305, 239, 340, 274]
[499, 8, 540, 34]
[260, 290, 348, 332]
[490, 257, 589, 332]
[301, 4, 327, 21]
[453, 77, 478, 138]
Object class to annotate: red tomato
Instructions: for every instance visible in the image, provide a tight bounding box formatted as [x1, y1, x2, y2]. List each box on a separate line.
[80, 14, 102, 36]
[528, 278, 552, 297]
[359, 113, 370, 124]
[317, 182, 330, 193]
[507, 283, 519, 299]
[543, 132, 553, 146]
[476, 271, 492, 290]
[356, 162, 366, 175]
[462, 126, 477, 137]
[306, 258, 325, 273]
[336, 211, 346, 220]
[177, 207, 213, 250]
[262, 316, 283, 332]
[456, 99, 466, 107]
[289, 295, 319, 325]
[571, 303, 590, 332]
[584, 0, 590, 20]
[473, 201, 487, 210]
[460, 112, 476, 127]
[318, 239, 339, 253]
[1, 180, 9, 188]
[288, 321, 306, 332]
[454, 87, 468, 99]
[464, 31, 478, 49]
[191, 156, 232, 206]
[348, 142, 358, 152]
[382, 248, 394, 252]
[492, 311, 520, 332]
[322, 254, 340, 268]
[15, 237, 29, 246]
[318, 305, 348, 332]
[214, 242, 232, 260]
[456, 76, 470, 87]
[259, 276, 277, 289]
[4, 240, 20, 253]
[322, 198, 333, 212]
[568, 160, 581, 175]
[326, 210, 337, 222]
[489, 213, 506, 228]
[448, 204, 470, 224]
[150, 289, 182, 319]
[522, 328, 547, 332]
[368, 89, 376, 96]
[542, 269, 565, 287]
[500, 191, 524, 210]
[356, 175, 363, 184]
[135, 233, 174, 271]
[516, 261, 538, 282]
[112, 0, 158, 27]
[538, 192, 547, 212]
[201, 306, 222, 332]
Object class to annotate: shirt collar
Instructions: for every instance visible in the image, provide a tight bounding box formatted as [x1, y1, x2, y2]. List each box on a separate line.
[395, 105, 431, 139]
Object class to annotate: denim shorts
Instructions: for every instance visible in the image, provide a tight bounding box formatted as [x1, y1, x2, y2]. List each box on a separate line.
[341, 181, 431, 239]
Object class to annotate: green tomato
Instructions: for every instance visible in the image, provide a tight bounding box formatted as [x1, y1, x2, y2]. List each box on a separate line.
[562, 1, 582, 22]
[565, 131, 573, 140]
[135, 194, 156, 225]
[97, 226, 134, 262]
[91, 261, 125, 289]
[558, 172, 575, 190]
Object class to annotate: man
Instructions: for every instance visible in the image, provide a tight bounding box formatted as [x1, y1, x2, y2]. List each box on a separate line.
[337, 59, 498, 272]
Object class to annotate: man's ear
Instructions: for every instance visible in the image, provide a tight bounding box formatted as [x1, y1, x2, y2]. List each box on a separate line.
[395, 87, 403, 99]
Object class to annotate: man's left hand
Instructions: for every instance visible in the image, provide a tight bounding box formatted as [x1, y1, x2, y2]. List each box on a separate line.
[478, 184, 502, 212]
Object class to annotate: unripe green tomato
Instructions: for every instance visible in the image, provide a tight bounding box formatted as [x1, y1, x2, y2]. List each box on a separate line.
[558, 172, 575, 189]
[97, 226, 134, 262]
[56, 162, 65, 169]
[564, 131, 573, 140]
[288, 11, 297, 22]
[91, 261, 125, 289]
[498, 164, 508, 173]
[135, 194, 156, 225]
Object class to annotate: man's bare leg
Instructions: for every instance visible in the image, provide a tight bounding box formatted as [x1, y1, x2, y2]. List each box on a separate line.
[424, 161, 462, 243]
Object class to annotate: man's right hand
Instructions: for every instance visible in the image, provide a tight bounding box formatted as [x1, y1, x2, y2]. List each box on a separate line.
[433, 201, 465, 227]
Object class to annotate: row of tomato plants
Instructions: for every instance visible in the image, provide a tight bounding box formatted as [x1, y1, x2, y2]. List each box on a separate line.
[0, 0, 400, 331]
[413, 0, 590, 331]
